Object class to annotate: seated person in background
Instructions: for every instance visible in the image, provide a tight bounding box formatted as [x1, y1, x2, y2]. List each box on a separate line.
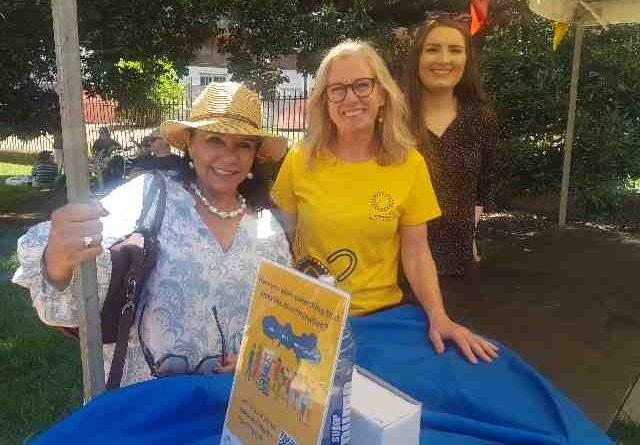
[31, 151, 59, 188]
[91, 127, 121, 159]
[91, 127, 124, 185]
[128, 128, 183, 177]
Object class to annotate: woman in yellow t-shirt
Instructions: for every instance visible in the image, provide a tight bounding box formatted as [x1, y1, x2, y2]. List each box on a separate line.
[271, 40, 497, 364]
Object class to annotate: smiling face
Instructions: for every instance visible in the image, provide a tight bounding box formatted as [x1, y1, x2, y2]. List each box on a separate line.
[186, 130, 260, 198]
[418, 26, 467, 93]
[325, 55, 385, 138]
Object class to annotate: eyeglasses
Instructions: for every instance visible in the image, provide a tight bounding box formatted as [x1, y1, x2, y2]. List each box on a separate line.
[138, 303, 227, 377]
[325, 78, 376, 103]
[425, 11, 472, 25]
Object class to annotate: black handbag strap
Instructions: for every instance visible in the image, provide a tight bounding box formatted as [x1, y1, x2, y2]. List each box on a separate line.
[135, 172, 167, 237]
[106, 173, 166, 390]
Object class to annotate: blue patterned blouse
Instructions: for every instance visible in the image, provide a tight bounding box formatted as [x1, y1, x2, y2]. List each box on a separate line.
[13, 173, 292, 386]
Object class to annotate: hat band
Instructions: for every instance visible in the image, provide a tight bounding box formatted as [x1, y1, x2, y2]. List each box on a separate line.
[191, 112, 260, 130]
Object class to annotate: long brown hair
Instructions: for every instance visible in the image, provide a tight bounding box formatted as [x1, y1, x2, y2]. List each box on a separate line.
[404, 19, 487, 145]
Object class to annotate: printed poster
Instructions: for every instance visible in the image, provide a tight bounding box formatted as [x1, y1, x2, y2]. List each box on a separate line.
[221, 259, 350, 445]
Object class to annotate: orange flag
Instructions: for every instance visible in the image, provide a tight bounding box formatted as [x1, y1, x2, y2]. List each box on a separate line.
[470, 0, 490, 36]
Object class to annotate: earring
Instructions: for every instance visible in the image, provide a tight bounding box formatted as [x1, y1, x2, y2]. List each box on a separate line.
[188, 160, 194, 169]
[247, 172, 254, 180]
[378, 107, 384, 124]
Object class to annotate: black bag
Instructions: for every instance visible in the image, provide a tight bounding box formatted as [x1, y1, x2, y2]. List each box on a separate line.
[57, 173, 167, 389]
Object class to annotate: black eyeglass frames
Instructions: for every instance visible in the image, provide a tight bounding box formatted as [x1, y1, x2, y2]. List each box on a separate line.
[325, 77, 376, 103]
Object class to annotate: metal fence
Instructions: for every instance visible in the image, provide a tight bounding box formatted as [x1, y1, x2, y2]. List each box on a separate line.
[261, 90, 307, 143]
[0, 90, 306, 154]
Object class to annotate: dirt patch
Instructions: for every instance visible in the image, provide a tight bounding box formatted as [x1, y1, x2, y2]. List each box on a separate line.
[467, 218, 640, 429]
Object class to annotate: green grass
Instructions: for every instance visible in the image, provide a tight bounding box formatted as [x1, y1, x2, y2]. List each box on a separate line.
[0, 224, 82, 444]
[0, 161, 83, 444]
[0, 150, 39, 166]
[0, 225, 21, 272]
[609, 419, 640, 444]
[0, 283, 83, 443]
[0, 162, 41, 213]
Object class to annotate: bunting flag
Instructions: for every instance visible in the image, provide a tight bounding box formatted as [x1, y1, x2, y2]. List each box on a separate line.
[470, 0, 490, 35]
[553, 22, 570, 51]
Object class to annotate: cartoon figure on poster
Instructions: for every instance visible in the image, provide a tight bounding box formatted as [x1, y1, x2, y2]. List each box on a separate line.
[258, 348, 274, 396]
[242, 315, 324, 410]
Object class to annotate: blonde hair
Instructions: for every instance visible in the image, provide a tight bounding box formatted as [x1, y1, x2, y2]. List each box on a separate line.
[304, 39, 415, 169]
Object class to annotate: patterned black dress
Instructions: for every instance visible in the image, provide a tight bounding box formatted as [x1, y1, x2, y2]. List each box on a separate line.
[419, 103, 497, 277]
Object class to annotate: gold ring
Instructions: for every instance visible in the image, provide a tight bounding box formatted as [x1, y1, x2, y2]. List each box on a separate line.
[83, 236, 94, 248]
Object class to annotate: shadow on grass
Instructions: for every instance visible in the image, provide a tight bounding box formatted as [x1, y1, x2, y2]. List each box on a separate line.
[1, 224, 82, 444]
[0, 163, 41, 214]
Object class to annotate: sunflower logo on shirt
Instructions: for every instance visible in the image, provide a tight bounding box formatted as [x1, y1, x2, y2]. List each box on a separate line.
[369, 191, 396, 221]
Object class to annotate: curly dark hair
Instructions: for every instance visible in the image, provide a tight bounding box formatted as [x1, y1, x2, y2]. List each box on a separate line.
[175, 129, 277, 212]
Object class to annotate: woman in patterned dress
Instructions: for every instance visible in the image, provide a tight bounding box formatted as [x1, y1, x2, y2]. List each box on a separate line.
[404, 18, 498, 297]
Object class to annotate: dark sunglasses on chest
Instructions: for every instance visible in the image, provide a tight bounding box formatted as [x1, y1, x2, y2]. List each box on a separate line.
[138, 303, 227, 377]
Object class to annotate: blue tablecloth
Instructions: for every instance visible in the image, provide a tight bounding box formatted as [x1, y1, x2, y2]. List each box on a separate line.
[29, 305, 612, 444]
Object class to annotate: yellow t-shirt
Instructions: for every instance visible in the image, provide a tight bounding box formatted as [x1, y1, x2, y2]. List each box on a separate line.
[271, 145, 441, 316]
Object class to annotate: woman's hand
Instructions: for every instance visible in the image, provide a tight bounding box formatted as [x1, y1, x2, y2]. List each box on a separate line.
[45, 202, 107, 289]
[217, 354, 238, 373]
[428, 313, 499, 364]
[474, 206, 483, 263]
[472, 237, 481, 263]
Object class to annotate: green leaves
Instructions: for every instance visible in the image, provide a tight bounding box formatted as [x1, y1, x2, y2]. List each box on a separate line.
[482, 2, 640, 216]
[110, 57, 184, 108]
[217, 1, 452, 92]
[218, 1, 376, 92]
[1, 0, 222, 137]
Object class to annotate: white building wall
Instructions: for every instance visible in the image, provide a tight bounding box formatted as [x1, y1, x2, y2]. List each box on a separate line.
[184, 66, 314, 97]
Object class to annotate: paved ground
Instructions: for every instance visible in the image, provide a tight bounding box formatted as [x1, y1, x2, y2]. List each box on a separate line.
[449, 224, 640, 429]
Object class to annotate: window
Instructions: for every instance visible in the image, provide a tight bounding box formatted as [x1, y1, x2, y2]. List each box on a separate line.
[200, 75, 226, 86]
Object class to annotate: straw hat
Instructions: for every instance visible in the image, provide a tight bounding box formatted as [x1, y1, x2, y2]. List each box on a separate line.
[160, 82, 288, 163]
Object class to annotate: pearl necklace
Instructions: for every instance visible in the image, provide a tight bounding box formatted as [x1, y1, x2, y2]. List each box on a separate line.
[190, 182, 247, 219]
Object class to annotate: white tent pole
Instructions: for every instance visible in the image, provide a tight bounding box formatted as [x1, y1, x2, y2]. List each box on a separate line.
[559, 23, 585, 227]
[579, 1, 610, 30]
[51, 0, 106, 400]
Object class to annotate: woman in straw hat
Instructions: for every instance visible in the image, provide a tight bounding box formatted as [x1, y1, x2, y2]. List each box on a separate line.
[13, 82, 292, 387]
[272, 39, 497, 364]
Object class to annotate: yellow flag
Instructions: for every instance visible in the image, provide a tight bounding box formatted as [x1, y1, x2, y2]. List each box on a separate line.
[553, 22, 570, 51]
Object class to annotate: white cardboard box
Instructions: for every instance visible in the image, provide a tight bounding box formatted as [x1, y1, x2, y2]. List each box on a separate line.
[350, 366, 422, 445]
